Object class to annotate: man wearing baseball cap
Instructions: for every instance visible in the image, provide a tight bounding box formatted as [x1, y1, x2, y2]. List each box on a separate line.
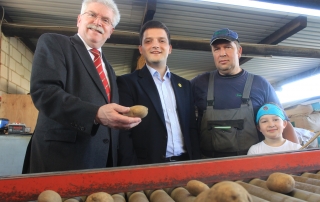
[191, 28, 299, 158]
[247, 103, 301, 155]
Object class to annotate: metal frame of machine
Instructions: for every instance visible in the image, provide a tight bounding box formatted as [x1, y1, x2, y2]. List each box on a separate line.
[1, 149, 320, 201]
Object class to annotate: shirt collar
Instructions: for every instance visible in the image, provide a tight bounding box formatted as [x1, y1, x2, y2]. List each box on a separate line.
[146, 64, 171, 79]
[77, 33, 102, 52]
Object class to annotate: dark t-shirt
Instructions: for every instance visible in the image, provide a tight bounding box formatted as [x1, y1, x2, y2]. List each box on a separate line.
[191, 69, 284, 127]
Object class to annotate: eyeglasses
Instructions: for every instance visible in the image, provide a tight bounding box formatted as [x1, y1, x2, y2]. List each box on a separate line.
[82, 11, 113, 26]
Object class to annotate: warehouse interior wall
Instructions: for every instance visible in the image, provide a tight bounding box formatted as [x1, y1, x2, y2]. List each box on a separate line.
[0, 32, 33, 96]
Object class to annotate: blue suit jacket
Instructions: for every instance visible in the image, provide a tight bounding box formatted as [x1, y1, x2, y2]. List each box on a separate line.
[117, 65, 200, 165]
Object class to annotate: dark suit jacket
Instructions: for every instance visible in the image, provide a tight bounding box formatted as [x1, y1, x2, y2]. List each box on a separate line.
[27, 33, 119, 173]
[117, 66, 200, 166]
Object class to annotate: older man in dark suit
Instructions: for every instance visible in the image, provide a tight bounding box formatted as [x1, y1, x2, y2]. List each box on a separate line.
[27, 0, 141, 173]
[117, 21, 201, 166]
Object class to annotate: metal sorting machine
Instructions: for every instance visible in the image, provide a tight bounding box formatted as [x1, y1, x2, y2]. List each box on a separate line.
[1, 149, 320, 201]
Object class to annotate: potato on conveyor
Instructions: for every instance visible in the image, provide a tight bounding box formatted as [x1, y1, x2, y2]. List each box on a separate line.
[186, 179, 210, 196]
[111, 193, 125, 202]
[128, 191, 148, 202]
[195, 181, 252, 202]
[150, 189, 175, 202]
[64, 199, 78, 202]
[38, 190, 62, 202]
[64, 196, 86, 202]
[266, 172, 295, 194]
[170, 187, 195, 202]
[123, 105, 148, 118]
[85, 192, 114, 202]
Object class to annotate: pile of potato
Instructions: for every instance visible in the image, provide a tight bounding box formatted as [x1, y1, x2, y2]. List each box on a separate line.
[36, 171, 320, 202]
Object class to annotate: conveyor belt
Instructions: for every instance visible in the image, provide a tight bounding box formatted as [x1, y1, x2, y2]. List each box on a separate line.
[1, 149, 320, 201]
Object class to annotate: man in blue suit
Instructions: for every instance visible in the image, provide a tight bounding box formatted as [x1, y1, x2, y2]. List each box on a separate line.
[117, 20, 201, 165]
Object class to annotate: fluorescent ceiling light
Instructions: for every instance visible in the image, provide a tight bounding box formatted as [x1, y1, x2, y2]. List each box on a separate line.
[200, 0, 320, 17]
[276, 74, 320, 104]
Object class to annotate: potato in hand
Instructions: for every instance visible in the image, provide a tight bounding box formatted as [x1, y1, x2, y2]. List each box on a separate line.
[123, 105, 148, 118]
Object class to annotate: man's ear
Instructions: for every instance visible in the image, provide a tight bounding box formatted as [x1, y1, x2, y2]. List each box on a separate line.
[77, 14, 81, 28]
[138, 45, 142, 54]
[237, 46, 242, 59]
[168, 44, 172, 54]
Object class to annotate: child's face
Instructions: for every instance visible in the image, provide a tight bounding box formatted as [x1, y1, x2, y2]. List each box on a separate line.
[258, 114, 287, 140]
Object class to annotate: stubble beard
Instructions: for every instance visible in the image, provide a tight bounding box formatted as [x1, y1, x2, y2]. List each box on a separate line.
[217, 64, 234, 75]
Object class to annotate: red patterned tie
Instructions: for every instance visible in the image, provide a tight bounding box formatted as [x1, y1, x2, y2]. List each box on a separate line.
[90, 48, 111, 102]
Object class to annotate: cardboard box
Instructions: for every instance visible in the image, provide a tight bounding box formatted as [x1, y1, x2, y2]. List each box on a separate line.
[285, 104, 313, 118]
[290, 112, 320, 133]
[0, 94, 38, 133]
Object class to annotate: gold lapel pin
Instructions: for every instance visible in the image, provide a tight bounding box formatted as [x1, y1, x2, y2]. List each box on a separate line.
[178, 83, 182, 87]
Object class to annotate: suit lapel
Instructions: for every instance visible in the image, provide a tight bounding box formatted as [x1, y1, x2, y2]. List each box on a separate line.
[71, 35, 109, 102]
[138, 66, 166, 126]
[101, 54, 117, 103]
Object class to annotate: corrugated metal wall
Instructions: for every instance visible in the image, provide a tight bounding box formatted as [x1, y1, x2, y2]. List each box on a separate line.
[0, 0, 319, 84]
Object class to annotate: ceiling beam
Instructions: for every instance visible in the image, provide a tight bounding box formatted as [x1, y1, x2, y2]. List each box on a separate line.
[2, 23, 320, 58]
[141, 0, 157, 25]
[240, 15, 307, 65]
[131, 0, 157, 72]
[0, 8, 36, 52]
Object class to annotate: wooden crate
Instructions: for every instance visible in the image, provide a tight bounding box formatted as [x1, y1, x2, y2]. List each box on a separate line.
[0, 94, 38, 133]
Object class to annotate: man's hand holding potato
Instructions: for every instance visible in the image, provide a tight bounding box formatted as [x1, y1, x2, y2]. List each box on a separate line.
[95, 104, 148, 130]
[95, 103, 141, 130]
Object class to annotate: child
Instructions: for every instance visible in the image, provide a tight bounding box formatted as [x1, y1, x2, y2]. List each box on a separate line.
[247, 103, 301, 155]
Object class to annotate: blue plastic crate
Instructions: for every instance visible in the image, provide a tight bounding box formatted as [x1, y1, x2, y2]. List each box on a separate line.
[312, 102, 320, 111]
[0, 118, 9, 128]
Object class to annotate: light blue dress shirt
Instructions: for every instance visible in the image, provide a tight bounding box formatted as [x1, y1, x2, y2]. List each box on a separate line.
[146, 65, 186, 157]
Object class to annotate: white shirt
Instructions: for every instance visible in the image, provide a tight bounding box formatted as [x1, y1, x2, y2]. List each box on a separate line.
[146, 65, 186, 157]
[77, 34, 110, 87]
[247, 140, 301, 155]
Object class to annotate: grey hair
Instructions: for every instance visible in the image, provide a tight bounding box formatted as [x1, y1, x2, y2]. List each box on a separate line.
[81, 0, 120, 28]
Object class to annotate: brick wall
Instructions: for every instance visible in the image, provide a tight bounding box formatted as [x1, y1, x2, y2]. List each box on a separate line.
[0, 33, 33, 95]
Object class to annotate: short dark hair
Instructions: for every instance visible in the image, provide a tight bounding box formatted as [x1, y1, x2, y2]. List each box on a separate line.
[139, 20, 171, 45]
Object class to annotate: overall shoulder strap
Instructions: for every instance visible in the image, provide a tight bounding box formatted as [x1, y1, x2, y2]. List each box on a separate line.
[242, 73, 254, 104]
[207, 71, 215, 106]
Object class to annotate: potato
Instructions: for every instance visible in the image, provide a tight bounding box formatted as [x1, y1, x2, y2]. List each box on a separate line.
[38, 190, 62, 202]
[85, 192, 113, 202]
[64, 196, 86, 202]
[194, 189, 210, 202]
[170, 187, 196, 202]
[123, 105, 148, 118]
[186, 179, 210, 196]
[266, 172, 295, 194]
[194, 181, 252, 202]
[150, 189, 175, 202]
[64, 199, 78, 202]
[163, 187, 176, 195]
[143, 189, 154, 198]
[128, 192, 148, 202]
[111, 194, 126, 202]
